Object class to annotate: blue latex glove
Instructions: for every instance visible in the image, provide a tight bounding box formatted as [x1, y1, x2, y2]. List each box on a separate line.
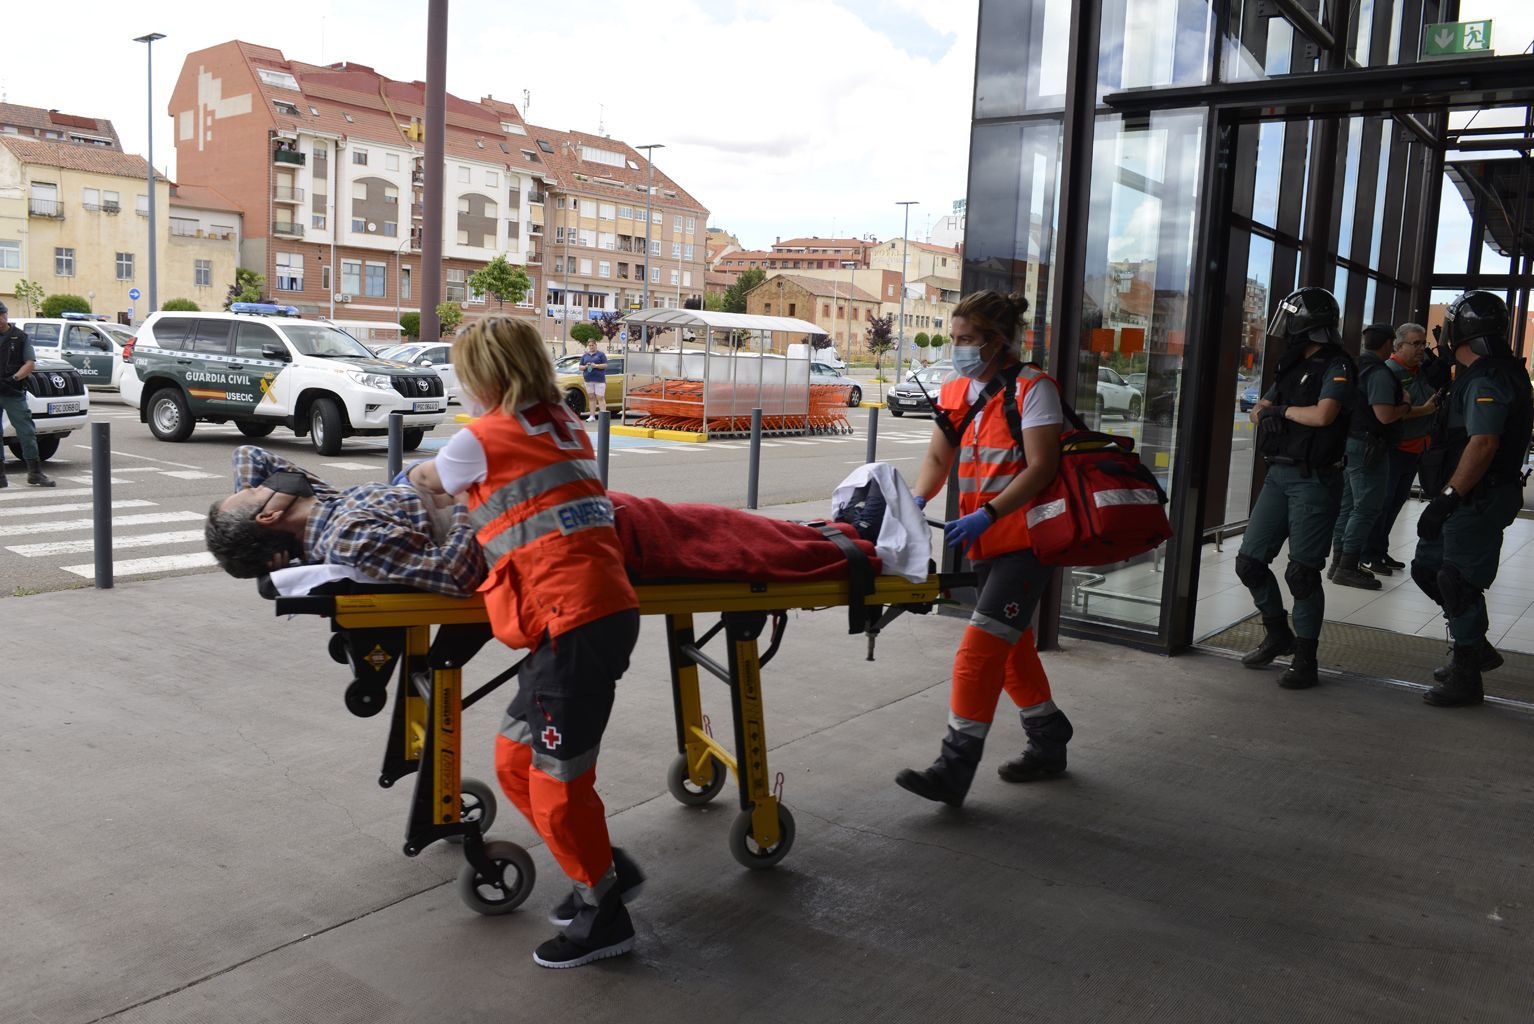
[913, 495, 927, 510]
[944, 508, 993, 553]
[392, 459, 429, 486]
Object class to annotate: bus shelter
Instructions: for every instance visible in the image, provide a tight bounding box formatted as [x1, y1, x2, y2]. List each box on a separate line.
[619, 308, 853, 439]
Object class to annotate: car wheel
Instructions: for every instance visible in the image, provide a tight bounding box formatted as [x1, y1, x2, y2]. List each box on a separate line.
[563, 387, 587, 415]
[237, 421, 276, 438]
[1128, 395, 1143, 419]
[309, 398, 345, 456]
[890, 407, 904, 417]
[147, 389, 195, 442]
[33, 435, 61, 461]
[848, 386, 862, 407]
[402, 428, 425, 452]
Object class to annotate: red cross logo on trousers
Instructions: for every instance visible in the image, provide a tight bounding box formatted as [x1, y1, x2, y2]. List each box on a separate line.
[1004, 601, 1021, 620]
[541, 725, 563, 750]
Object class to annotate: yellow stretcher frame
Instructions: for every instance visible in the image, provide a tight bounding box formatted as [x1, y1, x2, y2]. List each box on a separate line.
[271, 571, 971, 915]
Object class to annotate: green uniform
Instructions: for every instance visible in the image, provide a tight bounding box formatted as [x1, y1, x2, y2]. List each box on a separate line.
[1238, 349, 1354, 640]
[1412, 360, 1532, 646]
[1331, 350, 1404, 555]
[0, 326, 40, 463]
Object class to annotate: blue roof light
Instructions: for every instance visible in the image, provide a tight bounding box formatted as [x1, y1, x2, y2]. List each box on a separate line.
[230, 302, 300, 317]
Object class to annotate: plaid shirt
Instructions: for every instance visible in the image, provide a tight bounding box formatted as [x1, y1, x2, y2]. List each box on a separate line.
[231, 445, 486, 597]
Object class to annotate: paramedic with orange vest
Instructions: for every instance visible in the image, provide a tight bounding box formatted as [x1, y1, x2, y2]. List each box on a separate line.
[895, 290, 1074, 808]
[408, 317, 644, 970]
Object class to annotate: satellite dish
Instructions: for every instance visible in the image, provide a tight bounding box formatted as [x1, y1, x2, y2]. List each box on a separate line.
[367, 222, 378, 232]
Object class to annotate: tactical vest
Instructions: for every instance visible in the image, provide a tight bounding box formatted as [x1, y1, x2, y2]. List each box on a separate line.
[0, 327, 26, 393]
[1440, 355, 1534, 489]
[1348, 351, 1404, 443]
[1259, 344, 1353, 472]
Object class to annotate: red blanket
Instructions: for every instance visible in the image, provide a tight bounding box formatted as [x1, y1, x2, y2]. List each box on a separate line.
[610, 492, 880, 583]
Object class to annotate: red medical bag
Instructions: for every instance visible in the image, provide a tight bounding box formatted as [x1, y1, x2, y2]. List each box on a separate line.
[1024, 423, 1172, 567]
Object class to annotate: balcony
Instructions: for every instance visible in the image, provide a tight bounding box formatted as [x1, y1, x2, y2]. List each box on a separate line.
[528, 191, 547, 205]
[273, 148, 306, 166]
[29, 199, 63, 219]
[102, 200, 120, 214]
[272, 219, 303, 237]
[528, 222, 543, 236]
[528, 246, 543, 265]
[411, 201, 424, 219]
[273, 186, 305, 203]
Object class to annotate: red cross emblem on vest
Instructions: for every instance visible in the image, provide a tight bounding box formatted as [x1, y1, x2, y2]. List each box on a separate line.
[541, 725, 563, 750]
[1004, 601, 1021, 621]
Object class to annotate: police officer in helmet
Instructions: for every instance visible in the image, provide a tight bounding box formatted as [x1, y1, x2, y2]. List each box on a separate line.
[1237, 286, 1356, 689]
[1410, 290, 1533, 707]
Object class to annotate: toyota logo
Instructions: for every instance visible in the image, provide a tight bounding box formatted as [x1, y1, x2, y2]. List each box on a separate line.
[416, 378, 428, 392]
[50, 374, 66, 388]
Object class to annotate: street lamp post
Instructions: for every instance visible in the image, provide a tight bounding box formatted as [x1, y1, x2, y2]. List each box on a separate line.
[636, 143, 663, 347]
[894, 201, 918, 382]
[134, 32, 165, 316]
[841, 259, 857, 356]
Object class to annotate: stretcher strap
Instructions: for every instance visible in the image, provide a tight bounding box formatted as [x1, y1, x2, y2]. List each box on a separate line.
[814, 525, 875, 635]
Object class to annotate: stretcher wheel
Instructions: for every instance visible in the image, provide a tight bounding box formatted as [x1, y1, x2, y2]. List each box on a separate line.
[728, 804, 796, 870]
[666, 754, 728, 807]
[344, 680, 387, 718]
[456, 840, 536, 915]
[328, 633, 349, 665]
[447, 777, 498, 844]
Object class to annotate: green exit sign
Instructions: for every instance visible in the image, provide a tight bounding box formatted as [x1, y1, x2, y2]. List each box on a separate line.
[1423, 19, 1493, 59]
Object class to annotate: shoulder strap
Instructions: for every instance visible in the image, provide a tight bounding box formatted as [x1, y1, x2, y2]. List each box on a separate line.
[927, 372, 1005, 448]
[815, 524, 875, 635]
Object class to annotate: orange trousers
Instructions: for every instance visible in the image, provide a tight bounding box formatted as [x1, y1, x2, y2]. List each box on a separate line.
[950, 625, 1052, 724]
[495, 736, 612, 889]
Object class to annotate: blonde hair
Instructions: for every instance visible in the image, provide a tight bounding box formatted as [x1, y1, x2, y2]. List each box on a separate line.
[455, 316, 561, 412]
[952, 290, 1030, 359]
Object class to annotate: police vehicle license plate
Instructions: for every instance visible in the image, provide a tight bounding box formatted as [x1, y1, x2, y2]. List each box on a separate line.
[412, 401, 442, 413]
[48, 400, 82, 415]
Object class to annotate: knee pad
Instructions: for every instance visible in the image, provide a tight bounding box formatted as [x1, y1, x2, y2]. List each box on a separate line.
[1411, 559, 1443, 604]
[1235, 554, 1273, 589]
[1437, 566, 1481, 618]
[1284, 560, 1322, 601]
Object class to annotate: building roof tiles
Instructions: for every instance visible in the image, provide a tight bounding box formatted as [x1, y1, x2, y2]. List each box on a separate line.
[0, 136, 161, 180]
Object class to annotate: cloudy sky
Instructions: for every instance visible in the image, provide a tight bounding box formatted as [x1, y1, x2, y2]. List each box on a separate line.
[4, 0, 977, 251]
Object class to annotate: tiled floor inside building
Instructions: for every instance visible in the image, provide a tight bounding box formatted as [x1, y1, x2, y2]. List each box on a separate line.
[1068, 500, 1534, 654]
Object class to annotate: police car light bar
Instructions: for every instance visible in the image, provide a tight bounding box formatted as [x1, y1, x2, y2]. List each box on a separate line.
[230, 302, 301, 317]
[60, 311, 110, 321]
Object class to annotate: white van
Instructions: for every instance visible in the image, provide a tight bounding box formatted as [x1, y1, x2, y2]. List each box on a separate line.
[787, 342, 845, 370]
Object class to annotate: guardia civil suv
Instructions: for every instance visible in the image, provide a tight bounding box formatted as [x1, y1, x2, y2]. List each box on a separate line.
[122, 304, 447, 455]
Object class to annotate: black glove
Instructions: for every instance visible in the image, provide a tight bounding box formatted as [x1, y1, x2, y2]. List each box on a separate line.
[1417, 487, 1460, 540]
[1256, 403, 1287, 445]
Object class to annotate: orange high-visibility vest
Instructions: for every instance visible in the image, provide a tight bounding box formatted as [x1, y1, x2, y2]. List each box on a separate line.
[937, 365, 1058, 560]
[466, 403, 637, 650]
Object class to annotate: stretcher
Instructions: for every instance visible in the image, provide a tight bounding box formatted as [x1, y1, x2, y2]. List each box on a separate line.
[264, 568, 973, 915]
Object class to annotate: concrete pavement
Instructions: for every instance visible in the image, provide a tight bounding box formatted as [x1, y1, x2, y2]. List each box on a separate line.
[5, 498, 1534, 1023]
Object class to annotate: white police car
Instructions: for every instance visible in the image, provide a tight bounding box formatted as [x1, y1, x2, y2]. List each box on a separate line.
[121, 303, 447, 455]
[3, 356, 90, 462]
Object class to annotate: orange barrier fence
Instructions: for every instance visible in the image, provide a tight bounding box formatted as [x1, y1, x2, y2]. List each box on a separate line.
[626, 380, 854, 436]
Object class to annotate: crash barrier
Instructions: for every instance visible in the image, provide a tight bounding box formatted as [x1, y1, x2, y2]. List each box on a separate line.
[263, 569, 972, 915]
[625, 380, 854, 436]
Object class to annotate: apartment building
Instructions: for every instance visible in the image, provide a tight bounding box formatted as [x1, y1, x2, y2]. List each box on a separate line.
[743, 274, 881, 354]
[530, 126, 709, 331]
[0, 103, 121, 149]
[746, 267, 956, 352]
[712, 235, 873, 284]
[168, 41, 547, 328]
[867, 237, 962, 281]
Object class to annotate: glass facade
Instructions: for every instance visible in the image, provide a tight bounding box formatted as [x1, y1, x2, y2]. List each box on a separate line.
[966, 0, 1534, 650]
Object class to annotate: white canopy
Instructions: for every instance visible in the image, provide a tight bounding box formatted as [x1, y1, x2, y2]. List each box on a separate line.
[622, 307, 826, 335]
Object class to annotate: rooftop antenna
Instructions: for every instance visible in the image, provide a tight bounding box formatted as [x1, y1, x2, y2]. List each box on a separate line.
[523, 89, 531, 118]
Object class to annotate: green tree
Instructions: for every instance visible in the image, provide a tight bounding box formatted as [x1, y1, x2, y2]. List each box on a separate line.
[436, 301, 464, 337]
[13, 279, 45, 316]
[468, 255, 532, 309]
[41, 294, 91, 317]
[864, 313, 896, 395]
[400, 312, 421, 340]
[702, 290, 728, 312]
[161, 298, 200, 312]
[721, 267, 766, 314]
[224, 267, 264, 309]
[570, 322, 603, 345]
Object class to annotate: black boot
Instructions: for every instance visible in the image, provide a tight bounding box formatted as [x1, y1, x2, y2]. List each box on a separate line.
[997, 710, 1073, 782]
[1331, 553, 1381, 590]
[1424, 645, 1485, 707]
[25, 460, 55, 488]
[0, 457, 7, 489]
[1326, 544, 1343, 580]
[1241, 614, 1295, 668]
[896, 726, 983, 807]
[1279, 637, 1320, 689]
[1431, 638, 1501, 684]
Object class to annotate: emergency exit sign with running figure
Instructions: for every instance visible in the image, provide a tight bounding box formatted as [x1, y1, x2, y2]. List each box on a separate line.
[1423, 19, 1493, 59]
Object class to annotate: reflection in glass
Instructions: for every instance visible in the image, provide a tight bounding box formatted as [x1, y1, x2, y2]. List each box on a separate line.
[1098, 0, 1214, 95]
[1061, 109, 1206, 633]
[1367, 120, 1392, 269]
[1229, 234, 1274, 525]
[1337, 117, 1365, 259]
[975, 0, 1071, 117]
[1251, 121, 1284, 227]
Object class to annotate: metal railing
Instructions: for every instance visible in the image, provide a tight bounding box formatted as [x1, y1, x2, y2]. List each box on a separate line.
[29, 198, 63, 218]
[273, 149, 306, 166]
[273, 186, 305, 202]
[272, 220, 303, 236]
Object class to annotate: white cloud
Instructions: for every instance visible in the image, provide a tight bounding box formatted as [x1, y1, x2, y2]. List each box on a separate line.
[5, 0, 975, 250]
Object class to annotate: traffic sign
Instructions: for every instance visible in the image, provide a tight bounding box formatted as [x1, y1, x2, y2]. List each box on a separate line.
[1423, 20, 1492, 59]
[128, 288, 142, 301]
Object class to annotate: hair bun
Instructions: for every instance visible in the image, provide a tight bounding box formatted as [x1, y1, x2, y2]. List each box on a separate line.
[1005, 291, 1030, 321]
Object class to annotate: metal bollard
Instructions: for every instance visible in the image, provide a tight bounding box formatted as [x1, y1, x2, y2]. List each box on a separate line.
[596, 410, 611, 486]
[865, 406, 879, 464]
[91, 421, 113, 590]
[746, 407, 763, 509]
[386, 411, 404, 482]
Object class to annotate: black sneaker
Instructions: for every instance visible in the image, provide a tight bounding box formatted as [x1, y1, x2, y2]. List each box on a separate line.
[548, 847, 646, 927]
[1381, 554, 1406, 570]
[532, 925, 636, 969]
[1357, 558, 1394, 577]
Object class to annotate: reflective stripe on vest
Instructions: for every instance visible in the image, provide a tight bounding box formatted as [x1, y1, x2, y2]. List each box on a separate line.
[480, 494, 615, 565]
[469, 458, 603, 531]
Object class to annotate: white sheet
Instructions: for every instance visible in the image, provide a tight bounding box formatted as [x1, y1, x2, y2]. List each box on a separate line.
[831, 463, 932, 584]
